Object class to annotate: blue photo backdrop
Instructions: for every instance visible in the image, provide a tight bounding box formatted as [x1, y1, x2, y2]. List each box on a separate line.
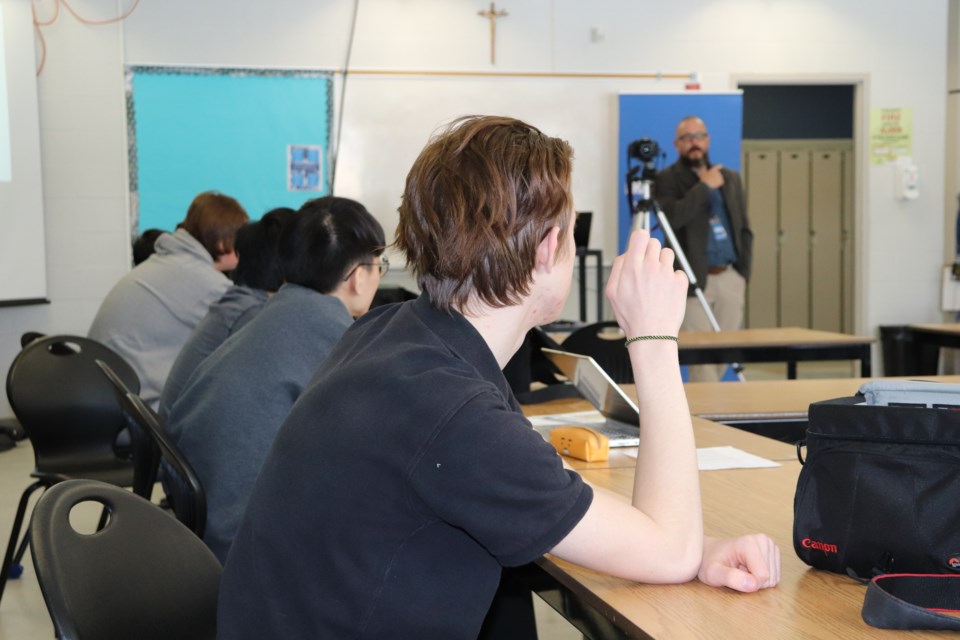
[127, 67, 333, 231]
[617, 92, 743, 253]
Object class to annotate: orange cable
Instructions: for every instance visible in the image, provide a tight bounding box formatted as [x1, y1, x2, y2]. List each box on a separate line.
[30, 0, 141, 76]
[59, 0, 140, 26]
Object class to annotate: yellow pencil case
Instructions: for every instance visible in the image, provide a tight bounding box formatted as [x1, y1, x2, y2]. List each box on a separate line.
[549, 426, 610, 462]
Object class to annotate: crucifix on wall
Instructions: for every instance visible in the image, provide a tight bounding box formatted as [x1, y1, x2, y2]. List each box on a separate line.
[478, 2, 508, 65]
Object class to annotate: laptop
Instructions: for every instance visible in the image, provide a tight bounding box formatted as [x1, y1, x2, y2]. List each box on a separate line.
[531, 348, 640, 447]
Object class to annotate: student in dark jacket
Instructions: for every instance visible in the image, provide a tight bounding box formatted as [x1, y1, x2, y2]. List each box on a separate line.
[218, 116, 780, 640]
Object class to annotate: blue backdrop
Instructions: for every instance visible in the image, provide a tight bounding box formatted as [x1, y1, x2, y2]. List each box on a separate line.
[127, 67, 332, 231]
[617, 92, 743, 252]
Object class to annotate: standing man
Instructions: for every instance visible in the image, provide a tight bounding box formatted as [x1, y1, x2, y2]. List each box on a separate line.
[655, 116, 753, 381]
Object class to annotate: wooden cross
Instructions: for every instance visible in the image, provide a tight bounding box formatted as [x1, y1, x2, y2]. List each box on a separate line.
[478, 2, 508, 64]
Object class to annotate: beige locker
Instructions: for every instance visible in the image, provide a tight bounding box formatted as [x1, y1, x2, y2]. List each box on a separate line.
[810, 151, 843, 332]
[744, 151, 779, 328]
[779, 151, 812, 327]
[842, 150, 855, 333]
[741, 140, 855, 332]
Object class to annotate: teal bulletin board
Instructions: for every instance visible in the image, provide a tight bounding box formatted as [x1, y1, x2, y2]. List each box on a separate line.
[126, 66, 333, 232]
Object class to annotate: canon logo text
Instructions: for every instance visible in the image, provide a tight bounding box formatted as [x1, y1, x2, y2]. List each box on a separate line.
[801, 538, 838, 555]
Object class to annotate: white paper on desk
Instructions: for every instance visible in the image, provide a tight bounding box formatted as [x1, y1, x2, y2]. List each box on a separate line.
[624, 446, 781, 471]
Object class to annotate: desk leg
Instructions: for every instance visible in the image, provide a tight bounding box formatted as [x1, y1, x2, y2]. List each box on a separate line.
[787, 361, 797, 379]
[594, 255, 603, 322]
[578, 253, 587, 323]
[860, 348, 872, 377]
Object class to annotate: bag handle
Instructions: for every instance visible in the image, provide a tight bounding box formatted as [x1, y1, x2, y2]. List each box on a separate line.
[862, 573, 960, 630]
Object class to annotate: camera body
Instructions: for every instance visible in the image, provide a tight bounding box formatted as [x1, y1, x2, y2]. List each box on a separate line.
[628, 137, 659, 163]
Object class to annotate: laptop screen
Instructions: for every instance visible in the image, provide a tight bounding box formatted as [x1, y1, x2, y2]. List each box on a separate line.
[542, 348, 638, 424]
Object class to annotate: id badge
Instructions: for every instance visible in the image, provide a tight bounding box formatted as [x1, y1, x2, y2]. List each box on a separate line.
[710, 216, 728, 242]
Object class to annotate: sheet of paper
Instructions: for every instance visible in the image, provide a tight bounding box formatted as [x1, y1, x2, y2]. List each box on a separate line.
[624, 445, 781, 470]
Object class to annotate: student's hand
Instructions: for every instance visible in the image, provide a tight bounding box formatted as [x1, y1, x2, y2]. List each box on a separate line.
[604, 229, 688, 340]
[698, 535, 781, 593]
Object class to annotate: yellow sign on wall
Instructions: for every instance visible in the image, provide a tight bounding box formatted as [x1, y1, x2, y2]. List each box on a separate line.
[870, 107, 912, 165]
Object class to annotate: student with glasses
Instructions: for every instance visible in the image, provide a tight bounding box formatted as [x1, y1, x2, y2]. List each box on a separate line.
[165, 196, 385, 563]
[655, 115, 754, 382]
[219, 116, 779, 640]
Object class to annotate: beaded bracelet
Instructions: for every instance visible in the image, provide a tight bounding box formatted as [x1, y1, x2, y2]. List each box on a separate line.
[624, 335, 679, 347]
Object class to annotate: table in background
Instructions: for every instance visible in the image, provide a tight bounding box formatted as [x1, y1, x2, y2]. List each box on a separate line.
[678, 327, 874, 379]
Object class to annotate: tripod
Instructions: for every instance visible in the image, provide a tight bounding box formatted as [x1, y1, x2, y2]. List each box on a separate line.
[628, 170, 746, 382]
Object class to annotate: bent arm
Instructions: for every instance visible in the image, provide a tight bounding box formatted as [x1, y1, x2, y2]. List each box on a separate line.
[550, 230, 702, 582]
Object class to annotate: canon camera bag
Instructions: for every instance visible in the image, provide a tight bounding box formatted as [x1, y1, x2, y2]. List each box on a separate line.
[793, 381, 960, 629]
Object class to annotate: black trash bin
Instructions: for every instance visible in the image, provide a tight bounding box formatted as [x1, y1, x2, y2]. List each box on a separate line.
[879, 325, 940, 376]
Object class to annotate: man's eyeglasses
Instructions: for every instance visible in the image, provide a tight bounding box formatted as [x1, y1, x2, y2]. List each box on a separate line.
[343, 255, 390, 281]
[677, 132, 709, 143]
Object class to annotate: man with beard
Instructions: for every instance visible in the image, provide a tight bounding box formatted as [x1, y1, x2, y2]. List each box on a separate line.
[655, 115, 753, 382]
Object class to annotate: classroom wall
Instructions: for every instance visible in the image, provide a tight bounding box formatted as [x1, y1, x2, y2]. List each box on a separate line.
[0, 0, 950, 414]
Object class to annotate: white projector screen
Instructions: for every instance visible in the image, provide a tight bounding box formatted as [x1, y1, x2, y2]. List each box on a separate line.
[0, 0, 47, 305]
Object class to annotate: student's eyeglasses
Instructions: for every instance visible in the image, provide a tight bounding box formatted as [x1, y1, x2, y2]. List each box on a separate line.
[343, 255, 390, 281]
[677, 132, 709, 143]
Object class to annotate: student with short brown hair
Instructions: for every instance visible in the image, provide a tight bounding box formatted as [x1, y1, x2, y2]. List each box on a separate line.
[89, 191, 248, 408]
[219, 116, 780, 640]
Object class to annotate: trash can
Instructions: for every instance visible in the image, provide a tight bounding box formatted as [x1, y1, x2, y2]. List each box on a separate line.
[879, 325, 940, 376]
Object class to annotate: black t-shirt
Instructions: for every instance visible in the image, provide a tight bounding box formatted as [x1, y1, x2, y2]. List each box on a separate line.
[217, 296, 593, 639]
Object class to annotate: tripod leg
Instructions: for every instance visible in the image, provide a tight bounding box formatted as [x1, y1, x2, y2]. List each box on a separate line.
[654, 205, 746, 381]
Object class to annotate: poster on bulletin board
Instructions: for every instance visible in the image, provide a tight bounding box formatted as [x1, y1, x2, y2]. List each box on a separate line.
[617, 92, 743, 253]
[126, 66, 333, 234]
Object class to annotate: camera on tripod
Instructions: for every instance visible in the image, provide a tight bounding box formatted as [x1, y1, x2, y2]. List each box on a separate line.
[627, 137, 659, 164]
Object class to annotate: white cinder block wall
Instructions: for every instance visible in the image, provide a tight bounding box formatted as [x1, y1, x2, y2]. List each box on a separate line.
[0, 0, 952, 415]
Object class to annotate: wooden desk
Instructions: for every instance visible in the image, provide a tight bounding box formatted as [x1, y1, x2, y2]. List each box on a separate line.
[534, 461, 945, 639]
[678, 327, 874, 378]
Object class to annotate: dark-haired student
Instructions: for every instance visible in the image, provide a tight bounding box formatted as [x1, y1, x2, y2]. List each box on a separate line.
[132, 228, 164, 266]
[166, 196, 385, 563]
[159, 207, 295, 419]
[89, 191, 249, 409]
[218, 116, 780, 640]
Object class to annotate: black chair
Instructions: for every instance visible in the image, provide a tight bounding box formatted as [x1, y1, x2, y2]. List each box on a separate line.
[1, 335, 140, 604]
[97, 359, 208, 538]
[30, 479, 221, 640]
[560, 321, 634, 384]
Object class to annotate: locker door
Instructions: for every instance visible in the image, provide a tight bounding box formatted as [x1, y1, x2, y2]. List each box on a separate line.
[744, 150, 779, 328]
[810, 151, 843, 332]
[842, 150, 855, 333]
[779, 151, 811, 327]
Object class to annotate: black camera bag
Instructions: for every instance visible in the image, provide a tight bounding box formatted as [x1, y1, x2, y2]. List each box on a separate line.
[795, 394, 960, 578]
[793, 382, 960, 629]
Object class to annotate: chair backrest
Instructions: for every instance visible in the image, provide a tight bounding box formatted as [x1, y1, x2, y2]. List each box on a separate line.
[96, 360, 161, 499]
[560, 321, 634, 384]
[30, 479, 221, 640]
[6, 335, 140, 473]
[97, 360, 207, 538]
